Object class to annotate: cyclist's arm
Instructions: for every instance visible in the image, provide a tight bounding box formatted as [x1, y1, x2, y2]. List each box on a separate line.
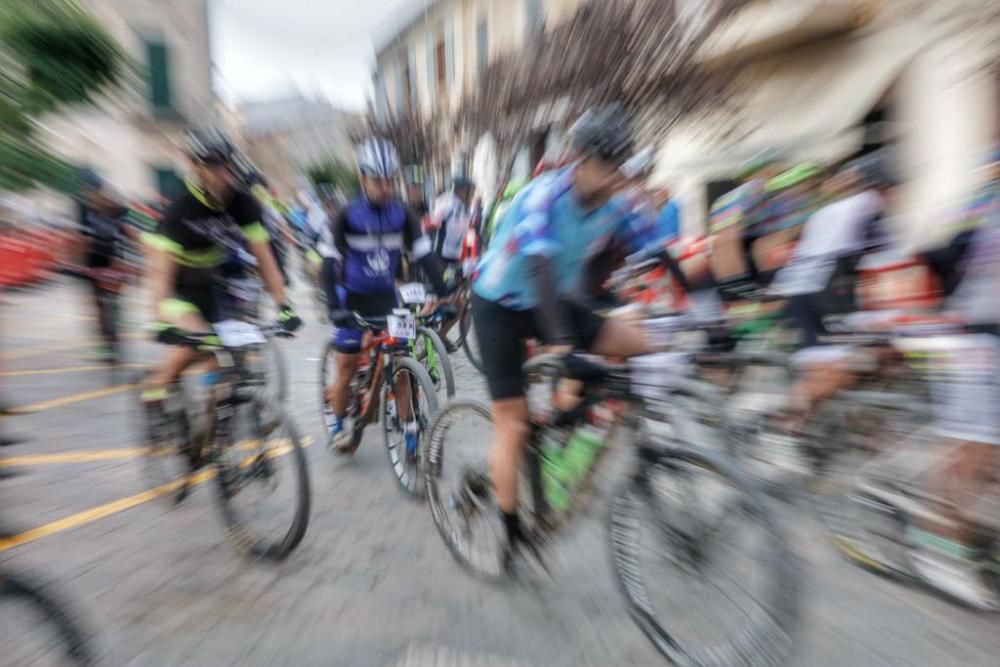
[526, 255, 576, 345]
[234, 193, 288, 306]
[617, 208, 695, 294]
[142, 213, 181, 319]
[403, 208, 448, 295]
[514, 209, 575, 345]
[147, 244, 179, 320]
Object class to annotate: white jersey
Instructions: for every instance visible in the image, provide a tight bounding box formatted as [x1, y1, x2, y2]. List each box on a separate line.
[306, 201, 338, 259]
[772, 190, 884, 297]
[430, 191, 471, 261]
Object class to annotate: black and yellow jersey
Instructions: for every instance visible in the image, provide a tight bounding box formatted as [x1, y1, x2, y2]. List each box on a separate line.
[145, 179, 269, 287]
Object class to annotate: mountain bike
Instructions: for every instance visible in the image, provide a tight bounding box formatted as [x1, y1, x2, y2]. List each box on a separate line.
[423, 353, 800, 667]
[219, 274, 288, 404]
[320, 311, 440, 496]
[1, 475, 94, 664]
[398, 282, 456, 398]
[138, 321, 310, 560]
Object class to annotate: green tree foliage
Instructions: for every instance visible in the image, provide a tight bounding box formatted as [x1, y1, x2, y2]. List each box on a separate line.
[0, 0, 129, 192]
[307, 160, 359, 196]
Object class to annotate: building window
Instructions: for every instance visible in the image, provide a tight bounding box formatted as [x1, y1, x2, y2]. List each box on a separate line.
[427, 38, 437, 104]
[436, 38, 447, 94]
[525, 0, 544, 40]
[145, 40, 173, 113]
[153, 167, 184, 200]
[407, 46, 419, 111]
[444, 18, 454, 84]
[477, 19, 489, 73]
[395, 65, 406, 116]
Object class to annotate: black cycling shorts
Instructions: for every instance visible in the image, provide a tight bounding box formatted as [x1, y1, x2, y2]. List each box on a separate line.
[166, 282, 222, 325]
[471, 294, 606, 400]
[786, 291, 828, 348]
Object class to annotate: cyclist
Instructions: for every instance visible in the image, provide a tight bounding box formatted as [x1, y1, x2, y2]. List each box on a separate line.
[405, 173, 429, 222]
[472, 104, 664, 572]
[903, 150, 1000, 610]
[74, 169, 135, 363]
[428, 177, 476, 273]
[142, 129, 300, 410]
[324, 138, 451, 453]
[769, 154, 893, 435]
[707, 150, 784, 298]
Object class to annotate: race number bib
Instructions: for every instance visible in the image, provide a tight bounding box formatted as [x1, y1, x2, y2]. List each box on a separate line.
[387, 309, 416, 339]
[399, 282, 427, 305]
[214, 320, 266, 347]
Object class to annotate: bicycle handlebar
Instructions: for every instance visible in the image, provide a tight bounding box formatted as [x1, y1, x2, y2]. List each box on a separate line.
[153, 323, 293, 349]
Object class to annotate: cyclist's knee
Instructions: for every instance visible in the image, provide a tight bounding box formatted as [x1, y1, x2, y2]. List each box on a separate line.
[335, 352, 359, 376]
[492, 399, 530, 446]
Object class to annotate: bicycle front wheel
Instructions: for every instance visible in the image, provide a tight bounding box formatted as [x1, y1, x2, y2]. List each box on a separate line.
[0, 570, 94, 665]
[215, 397, 311, 560]
[414, 326, 456, 398]
[609, 445, 799, 667]
[422, 399, 509, 581]
[459, 305, 484, 374]
[382, 356, 439, 497]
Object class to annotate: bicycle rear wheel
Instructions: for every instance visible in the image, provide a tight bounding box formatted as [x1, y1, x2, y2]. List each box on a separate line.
[132, 375, 196, 504]
[0, 570, 94, 665]
[382, 356, 439, 497]
[215, 397, 311, 560]
[609, 444, 799, 667]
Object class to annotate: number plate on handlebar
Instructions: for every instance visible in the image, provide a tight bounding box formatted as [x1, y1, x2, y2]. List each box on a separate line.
[214, 320, 266, 347]
[387, 309, 416, 339]
[399, 282, 427, 305]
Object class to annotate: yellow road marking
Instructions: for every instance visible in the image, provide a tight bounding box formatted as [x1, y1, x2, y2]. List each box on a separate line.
[0, 437, 313, 553]
[0, 439, 264, 468]
[0, 363, 147, 378]
[0, 470, 214, 552]
[0, 448, 149, 467]
[0, 332, 145, 362]
[5, 384, 135, 415]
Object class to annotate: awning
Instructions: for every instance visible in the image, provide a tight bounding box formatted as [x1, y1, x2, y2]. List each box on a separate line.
[661, 23, 922, 179]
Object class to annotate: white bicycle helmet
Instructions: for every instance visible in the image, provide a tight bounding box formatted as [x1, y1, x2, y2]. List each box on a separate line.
[356, 137, 400, 179]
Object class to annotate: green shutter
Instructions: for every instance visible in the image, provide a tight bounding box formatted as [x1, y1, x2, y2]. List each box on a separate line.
[154, 168, 184, 200]
[146, 41, 172, 110]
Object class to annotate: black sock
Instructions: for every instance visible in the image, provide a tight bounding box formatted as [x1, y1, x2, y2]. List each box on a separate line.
[502, 511, 521, 545]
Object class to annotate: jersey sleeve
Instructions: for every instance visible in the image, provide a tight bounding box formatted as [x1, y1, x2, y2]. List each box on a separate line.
[615, 204, 658, 255]
[143, 201, 188, 256]
[232, 191, 270, 244]
[403, 207, 433, 260]
[511, 210, 560, 258]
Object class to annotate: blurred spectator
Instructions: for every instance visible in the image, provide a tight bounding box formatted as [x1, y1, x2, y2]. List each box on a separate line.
[406, 180, 429, 221]
[74, 169, 134, 363]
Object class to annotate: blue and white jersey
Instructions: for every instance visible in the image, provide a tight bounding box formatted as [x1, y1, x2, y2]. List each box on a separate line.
[333, 197, 430, 294]
[473, 166, 654, 309]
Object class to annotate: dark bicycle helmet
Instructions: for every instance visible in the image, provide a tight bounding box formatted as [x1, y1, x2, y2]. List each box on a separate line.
[569, 103, 635, 165]
[185, 127, 237, 164]
[847, 149, 900, 189]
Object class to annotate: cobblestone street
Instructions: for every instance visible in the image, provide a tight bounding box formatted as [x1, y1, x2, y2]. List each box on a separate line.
[1, 279, 998, 666]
